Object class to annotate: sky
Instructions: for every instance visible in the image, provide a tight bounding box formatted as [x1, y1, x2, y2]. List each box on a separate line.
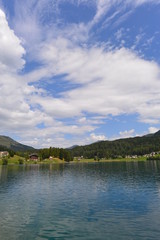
[0, 0, 160, 148]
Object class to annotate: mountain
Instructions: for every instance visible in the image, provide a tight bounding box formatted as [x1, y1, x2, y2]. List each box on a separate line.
[67, 145, 79, 150]
[69, 131, 160, 159]
[153, 130, 160, 137]
[0, 136, 35, 152]
[1, 130, 160, 156]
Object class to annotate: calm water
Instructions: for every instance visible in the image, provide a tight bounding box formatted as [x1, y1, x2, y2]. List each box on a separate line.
[0, 161, 160, 240]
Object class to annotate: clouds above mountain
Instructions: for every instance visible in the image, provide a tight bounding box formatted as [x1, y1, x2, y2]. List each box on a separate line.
[0, 0, 160, 147]
[30, 39, 160, 122]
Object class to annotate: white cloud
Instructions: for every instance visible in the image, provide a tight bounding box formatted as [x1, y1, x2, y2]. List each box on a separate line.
[10, 0, 160, 49]
[78, 116, 104, 125]
[119, 129, 135, 138]
[0, 9, 25, 72]
[91, 0, 160, 27]
[0, 9, 96, 148]
[115, 28, 124, 40]
[133, 0, 160, 6]
[148, 127, 159, 134]
[31, 39, 160, 125]
[90, 133, 107, 141]
[0, 10, 34, 133]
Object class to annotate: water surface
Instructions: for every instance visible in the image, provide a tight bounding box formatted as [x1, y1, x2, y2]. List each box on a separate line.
[0, 161, 160, 240]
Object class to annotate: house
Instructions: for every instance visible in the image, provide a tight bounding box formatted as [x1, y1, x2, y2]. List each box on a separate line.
[29, 153, 39, 160]
[0, 151, 9, 158]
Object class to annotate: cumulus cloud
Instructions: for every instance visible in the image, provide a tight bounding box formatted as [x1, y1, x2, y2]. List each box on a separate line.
[0, 9, 25, 72]
[0, 9, 32, 133]
[0, 9, 95, 148]
[148, 127, 159, 134]
[119, 129, 135, 138]
[90, 133, 107, 141]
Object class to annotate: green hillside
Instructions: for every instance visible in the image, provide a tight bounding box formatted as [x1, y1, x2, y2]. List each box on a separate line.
[0, 136, 35, 152]
[1, 131, 160, 159]
[70, 131, 160, 159]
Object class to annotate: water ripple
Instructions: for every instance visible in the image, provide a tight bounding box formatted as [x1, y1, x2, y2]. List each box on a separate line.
[0, 162, 160, 239]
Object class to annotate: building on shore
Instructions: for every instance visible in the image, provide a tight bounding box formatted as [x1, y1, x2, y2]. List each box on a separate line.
[29, 153, 39, 160]
[0, 151, 9, 158]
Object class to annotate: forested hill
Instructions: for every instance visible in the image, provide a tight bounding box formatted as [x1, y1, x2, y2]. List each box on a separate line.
[70, 131, 160, 159]
[0, 136, 35, 152]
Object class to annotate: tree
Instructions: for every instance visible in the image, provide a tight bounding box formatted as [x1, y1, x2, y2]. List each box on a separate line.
[2, 157, 8, 165]
[18, 158, 24, 164]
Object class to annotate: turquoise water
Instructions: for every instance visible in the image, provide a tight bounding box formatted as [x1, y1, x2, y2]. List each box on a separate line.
[0, 161, 160, 240]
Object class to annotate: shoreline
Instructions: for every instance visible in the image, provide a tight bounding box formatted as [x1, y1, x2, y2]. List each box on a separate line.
[0, 157, 148, 166]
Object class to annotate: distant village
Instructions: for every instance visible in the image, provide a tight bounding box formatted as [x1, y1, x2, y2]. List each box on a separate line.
[125, 151, 160, 159]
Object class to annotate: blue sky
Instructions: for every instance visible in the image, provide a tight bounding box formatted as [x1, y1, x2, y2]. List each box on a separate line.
[0, 0, 160, 148]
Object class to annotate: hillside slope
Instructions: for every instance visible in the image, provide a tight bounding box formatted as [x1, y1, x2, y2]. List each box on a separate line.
[70, 131, 160, 158]
[0, 136, 35, 152]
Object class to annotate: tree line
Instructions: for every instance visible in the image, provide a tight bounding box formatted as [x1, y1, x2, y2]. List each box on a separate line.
[69, 134, 160, 159]
[16, 147, 73, 162]
[38, 147, 73, 162]
[0, 145, 73, 162]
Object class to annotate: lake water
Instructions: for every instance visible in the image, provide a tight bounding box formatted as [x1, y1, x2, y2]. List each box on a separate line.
[0, 161, 160, 240]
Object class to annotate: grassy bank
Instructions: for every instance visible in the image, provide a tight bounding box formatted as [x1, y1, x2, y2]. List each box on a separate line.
[72, 157, 147, 163]
[0, 155, 65, 165]
[0, 155, 147, 165]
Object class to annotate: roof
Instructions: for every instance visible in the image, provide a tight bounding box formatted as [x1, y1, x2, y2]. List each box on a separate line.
[29, 153, 38, 157]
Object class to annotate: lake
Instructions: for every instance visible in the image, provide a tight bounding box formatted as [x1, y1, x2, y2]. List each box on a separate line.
[0, 161, 160, 240]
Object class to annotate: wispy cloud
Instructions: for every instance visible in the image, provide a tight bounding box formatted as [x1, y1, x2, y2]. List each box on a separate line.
[9, 0, 160, 49]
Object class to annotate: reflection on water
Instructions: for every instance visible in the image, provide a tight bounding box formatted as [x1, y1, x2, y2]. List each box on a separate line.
[0, 161, 160, 240]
